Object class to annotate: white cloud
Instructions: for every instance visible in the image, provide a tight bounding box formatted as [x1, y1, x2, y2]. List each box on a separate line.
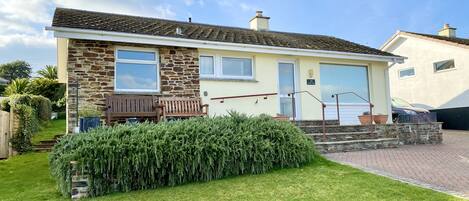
[153, 4, 176, 19]
[0, 0, 52, 24]
[0, 31, 55, 48]
[239, 2, 256, 12]
[184, 0, 193, 6]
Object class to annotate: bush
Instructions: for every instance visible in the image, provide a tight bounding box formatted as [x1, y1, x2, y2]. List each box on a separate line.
[28, 78, 65, 103]
[0, 97, 10, 112]
[10, 104, 37, 152]
[30, 95, 52, 121]
[49, 113, 315, 197]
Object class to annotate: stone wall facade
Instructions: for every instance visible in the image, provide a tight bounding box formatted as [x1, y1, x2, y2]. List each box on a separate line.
[376, 122, 443, 145]
[66, 39, 199, 133]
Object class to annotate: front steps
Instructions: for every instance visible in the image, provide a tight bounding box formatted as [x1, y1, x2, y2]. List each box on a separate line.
[32, 134, 63, 152]
[293, 120, 399, 153]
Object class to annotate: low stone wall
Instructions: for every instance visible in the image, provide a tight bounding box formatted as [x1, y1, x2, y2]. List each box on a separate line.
[375, 122, 443, 145]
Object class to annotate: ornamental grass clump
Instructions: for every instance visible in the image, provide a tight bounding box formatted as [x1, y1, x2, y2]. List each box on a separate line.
[49, 113, 316, 197]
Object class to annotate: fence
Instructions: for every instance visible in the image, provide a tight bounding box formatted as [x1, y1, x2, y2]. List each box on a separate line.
[0, 111, 10, 159]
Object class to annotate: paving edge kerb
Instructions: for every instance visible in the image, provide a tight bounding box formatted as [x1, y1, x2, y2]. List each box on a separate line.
[325, 157, 469, 200]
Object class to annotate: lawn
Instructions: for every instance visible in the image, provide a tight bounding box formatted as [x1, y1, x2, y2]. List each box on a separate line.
[31, 119, 66, 145]
[0, 153, 463, 201]
[0, 120, 463, 201]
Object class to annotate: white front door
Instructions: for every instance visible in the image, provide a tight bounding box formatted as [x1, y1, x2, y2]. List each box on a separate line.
[278, 62, 297, 118]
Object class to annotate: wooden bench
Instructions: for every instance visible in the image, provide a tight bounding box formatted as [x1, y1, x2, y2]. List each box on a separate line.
[158, 97, 208, 120]
[105, 95, 159, 125]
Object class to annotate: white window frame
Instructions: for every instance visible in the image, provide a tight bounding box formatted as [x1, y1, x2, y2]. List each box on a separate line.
[398, 67, 415, 79]
[114, 47, 160, 93]
[199, 54, 254, 80]
[433, 59, 456, 73]
[199, 54, 216, 77]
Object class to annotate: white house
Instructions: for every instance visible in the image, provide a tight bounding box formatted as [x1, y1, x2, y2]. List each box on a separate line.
[381, 24, 469, 130]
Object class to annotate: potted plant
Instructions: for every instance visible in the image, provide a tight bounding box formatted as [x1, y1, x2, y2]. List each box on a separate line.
[358, 111, 373, 125]
[78, 104, 101, 132]
[373, 114, 388, 124]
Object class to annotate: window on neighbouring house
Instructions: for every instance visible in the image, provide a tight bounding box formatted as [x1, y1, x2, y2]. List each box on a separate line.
[434, 59, 455, 72]
[222, 57, 252, 77]
[200, 56, 214, 76]
[115, 49, 159, 92]
[399, 68, 415, 78]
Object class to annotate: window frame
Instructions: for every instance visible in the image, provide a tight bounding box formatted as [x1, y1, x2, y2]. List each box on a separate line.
[199, 54, 254, 80]
[398, 67, 416, 79]
[199, 55, 216, 77]
[433, 59, 456, 73]
[114, 47, 160, 93]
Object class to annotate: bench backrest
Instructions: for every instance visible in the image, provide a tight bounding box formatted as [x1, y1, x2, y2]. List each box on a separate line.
[106, 95, 157, 115]
[158, 97, 202, 114]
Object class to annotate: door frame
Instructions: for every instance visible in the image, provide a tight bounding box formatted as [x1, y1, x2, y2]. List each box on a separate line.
[277, 59, 301, 119]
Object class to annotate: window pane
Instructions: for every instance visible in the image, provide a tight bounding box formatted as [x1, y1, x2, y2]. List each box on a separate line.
[434, 60, 455, 72]
[222, 57, 252, 77]
[115, 62, 158, 91]
[320, 64, 369, 103]
[117, 50, 155, 61]
[399, 68, 415, 78]
[200, 56, 214, 75]
[280, 97, 293, 117]
[278, 63, 295, 95]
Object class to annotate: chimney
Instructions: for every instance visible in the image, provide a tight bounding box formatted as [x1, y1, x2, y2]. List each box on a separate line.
[249, 11, 270, 31]
[438, 23, 456, 38]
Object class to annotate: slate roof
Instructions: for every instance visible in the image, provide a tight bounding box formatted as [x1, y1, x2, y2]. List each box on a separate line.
[403, 31, 469, 47]
[51, 8, 398, 57]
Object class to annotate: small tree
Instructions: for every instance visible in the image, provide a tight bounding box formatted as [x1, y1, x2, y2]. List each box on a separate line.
[4, 78, 30, 96]
[37, 65, 58, 80]
[0, 60, 32, 81]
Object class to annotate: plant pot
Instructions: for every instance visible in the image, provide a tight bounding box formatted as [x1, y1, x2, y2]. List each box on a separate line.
[373, 115, 388, 124]
[79, 117, 101, 133]
[358, 115, 373, 125]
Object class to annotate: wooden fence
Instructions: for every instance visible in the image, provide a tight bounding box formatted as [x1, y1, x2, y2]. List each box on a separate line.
[0, 111, 10, 159]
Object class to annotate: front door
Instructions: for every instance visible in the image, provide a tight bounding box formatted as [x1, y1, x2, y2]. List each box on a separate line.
[278, 62, 296, 118]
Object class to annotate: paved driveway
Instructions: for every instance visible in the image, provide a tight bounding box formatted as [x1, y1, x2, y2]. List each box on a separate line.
[326, 130, 469, 198]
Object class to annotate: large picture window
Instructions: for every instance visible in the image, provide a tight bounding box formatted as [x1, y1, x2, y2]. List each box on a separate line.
[115, 48, 159, 92]
[320, 63, 369, 103]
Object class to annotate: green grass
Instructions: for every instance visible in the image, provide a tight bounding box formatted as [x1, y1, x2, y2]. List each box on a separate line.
[0, 153, 463, 201]
[31, 119, 66, 145]
[0, 120, 463, 201]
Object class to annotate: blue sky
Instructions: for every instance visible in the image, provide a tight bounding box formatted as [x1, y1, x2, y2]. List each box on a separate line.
[0, 0, 468, 73]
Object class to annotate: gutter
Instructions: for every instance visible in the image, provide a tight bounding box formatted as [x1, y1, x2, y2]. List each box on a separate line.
[46, 26, 405, 63]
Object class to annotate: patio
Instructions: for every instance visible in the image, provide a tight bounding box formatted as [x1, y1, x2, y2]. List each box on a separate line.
[326, 130, 469, 198]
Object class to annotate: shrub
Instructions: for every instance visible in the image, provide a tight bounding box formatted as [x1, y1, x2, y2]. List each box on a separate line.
[0, 97, 9, 112]
[78, 104, 101, 118]
[30, 95, 52, 121]
[4, 78, 30, 96]
[10, 104, 37, 152]
[28, 78, 65, 104]
[49, 113, 315, 197]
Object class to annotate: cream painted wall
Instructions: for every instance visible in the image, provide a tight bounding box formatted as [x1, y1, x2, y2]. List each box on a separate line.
[57, 38, 68, 84]
[199, 49, 391, 120]
[387, 36, 469, 109]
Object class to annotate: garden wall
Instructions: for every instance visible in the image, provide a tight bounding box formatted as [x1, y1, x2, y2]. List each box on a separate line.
[375, 122, 443, 145]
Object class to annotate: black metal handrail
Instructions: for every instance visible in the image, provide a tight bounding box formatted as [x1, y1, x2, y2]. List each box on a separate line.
[331, 92, 374, 126]
[288, 91, 327, 139]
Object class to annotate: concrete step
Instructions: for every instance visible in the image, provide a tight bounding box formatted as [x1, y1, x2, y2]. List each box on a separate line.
[33, 144, 54, 149]
[307, 131, 379, 142]
[315, 138, 399, 153]
[33, 147, 52, 152]
[299, 124, 374, 133]
[292, 120, 340, 127]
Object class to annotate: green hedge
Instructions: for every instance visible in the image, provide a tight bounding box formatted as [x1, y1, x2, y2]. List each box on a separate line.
[49, 113, 316, 197]
[2, 94, 52, 152]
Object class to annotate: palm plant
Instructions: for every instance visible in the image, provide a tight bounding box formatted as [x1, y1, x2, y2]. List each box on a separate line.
[37, 65, 58, 80]
[4, 78, 30, 96]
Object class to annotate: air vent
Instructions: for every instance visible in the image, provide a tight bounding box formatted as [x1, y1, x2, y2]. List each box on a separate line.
[176, 27, 183, 35]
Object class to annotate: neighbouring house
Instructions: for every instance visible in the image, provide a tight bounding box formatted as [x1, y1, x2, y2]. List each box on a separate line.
[382, 24, 469, 130]
[47, 8, 404, 133]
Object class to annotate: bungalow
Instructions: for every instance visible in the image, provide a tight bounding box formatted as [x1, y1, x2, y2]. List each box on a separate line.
[47, 8, 404, 133]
